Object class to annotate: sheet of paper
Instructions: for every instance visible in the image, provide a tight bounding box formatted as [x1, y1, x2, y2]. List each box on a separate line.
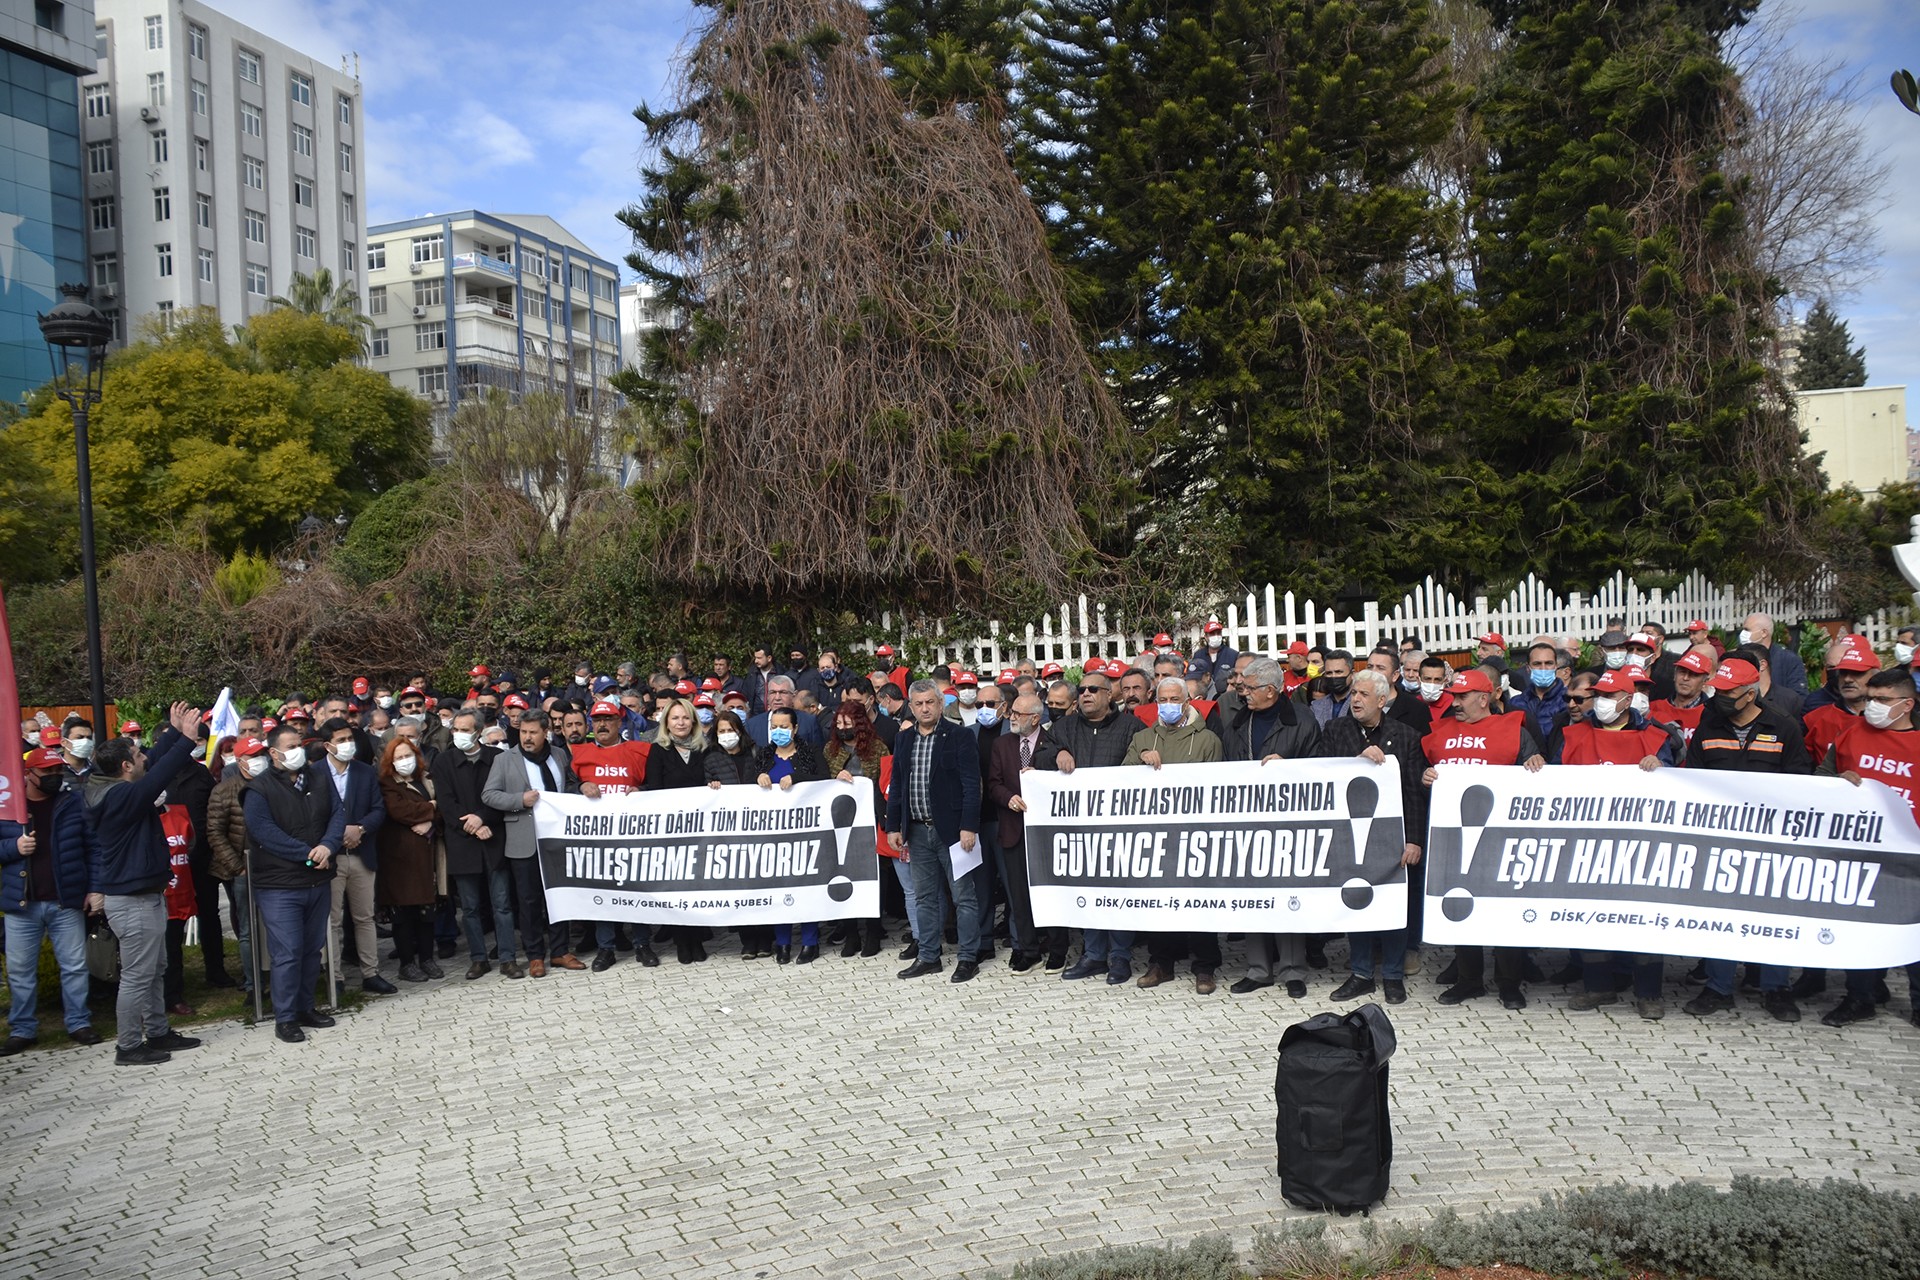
[950, 838, 982, 882]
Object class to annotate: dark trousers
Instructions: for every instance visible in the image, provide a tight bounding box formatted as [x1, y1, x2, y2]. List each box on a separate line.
[164, 917, 188, 1006]
[389, 905, 432, 965]
[189, 848, 226, 975]
[1146, 931, 1222, 975]
[739, 925, 774, 953]
[995, 834, 1040, 957]
[507, 857, 556, 959]
[1456, 945, 1529, 990]
[256, 884, 329, 1025]
[1583, 951, 1662, 999]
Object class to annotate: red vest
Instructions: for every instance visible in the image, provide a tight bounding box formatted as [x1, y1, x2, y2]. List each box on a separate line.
[571, 740, 651, 794]
[1282, 670, 1311, 695]
[1559, 722, 1672, 766]
[1422, 711, 1526, 765]
[1802, 703, 1860, 768]
[1832, 721, 1920, 822]
[162, 805, 198, 922]
[1649, 699, 1704, 745]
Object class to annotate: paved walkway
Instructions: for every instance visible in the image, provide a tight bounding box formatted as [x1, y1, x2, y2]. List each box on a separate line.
[3, 937, 1917, 1279]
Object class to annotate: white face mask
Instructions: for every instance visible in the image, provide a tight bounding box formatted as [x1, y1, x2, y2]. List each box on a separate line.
[1897, 644, 1916, 665]
[222, 753, 237, 769]
[1419, 681, 1445, 702]
[1738, 628, 1754, 647]
[1207, 635, 1222, 649]
[244, 756, 269, 777]
[377, 696, 395, 709]
[1665, 640, 1690, 656]
[1592, 696, 1621, 723]
[1865, 700, 1904, 729]
[957, 688, 977, 705]
[332, 740, 357, 762]
[452, 730, 478, 752]
[395, 754, 419, 776]
[717, 731, 741, 751]
[190, 744, 207, 760]
[575, 675, 590, 686]
[278, 746, 307, 772]
[1603, 650, 1628, 669]
[68, 736, 94, 760]
[1626, 654, 1649, 670]
[1629, 691, 1650, 715]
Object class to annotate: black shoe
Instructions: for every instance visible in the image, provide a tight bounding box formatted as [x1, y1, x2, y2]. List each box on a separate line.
[898, 940, 920, 961]
[1683, 959, 1707, 983]
[399, 963, 429, 983]
[797, 945, 819, 965]
[68, 1027, 102, 1046]
[636, 946, 661, 968]
[1682, 989, 1736, 1017]
[274, 1022, 306, 1043]
[898, 959, 943, 979]
[776, 946, 793, 965]
[860, 938, 882, 958]
[1788, 970, 1827, 999]
[975, 946, 996, 964]
[362, 975, 398, 995]
[205, 969, 238, 989]
[951, 961, 979, 984]
[1821, 996, 1876, 1027]
[1010, 953, 1042, 973]
[828, 923, 850, 945]
[1329, 976, 1376, 1002]
[676, 941, 698, 965]
[149, 1031, 202, 1052]
[1522, 958, 1546, 983]
[1499, 986, 1527, 1010]
[1437, 982, 1486, 1005]
[1305, 944, 1328, 970]
[0, 1036, 35, 1056]
[1285, 980, 1307, 998]
[591, 951, 616, 972]
[115, 1044, 172, 1065]
[840, 937, 861, 959]
[1045, 951, 1067, 971]
[466, 962, 491, 980]
[1229, 977, 1272, 995]
[692, 941, 709, 962]
[1436, 959, 1460, 985]
[436, 940, 457, 959]
[1383, 980, 1407, 1005]
[1548, 961, 1583, 985]
[1764, 991, 1801, 1023]
[296, 1010, 335, 1029]
[1875, 978, 1892, 1005]
[422, 959, 445, 980]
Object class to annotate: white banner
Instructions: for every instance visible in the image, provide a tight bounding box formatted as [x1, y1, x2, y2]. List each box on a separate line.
[532, 781, 880, 926]
[1020, 758, 1409, 932]
[1425, 766, 1920, 967]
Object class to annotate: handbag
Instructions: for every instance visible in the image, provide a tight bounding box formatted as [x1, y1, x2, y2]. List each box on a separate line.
[85, 915, 121, 983]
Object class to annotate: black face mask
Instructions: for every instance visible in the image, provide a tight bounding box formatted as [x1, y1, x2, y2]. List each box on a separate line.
[1712, 691, 1747, 717]
[1323, 678, 1351, 699]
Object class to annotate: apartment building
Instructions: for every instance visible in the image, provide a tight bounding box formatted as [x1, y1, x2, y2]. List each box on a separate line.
[362, 210, 621, 418]
[617, 278, 679, 375]
[82, 0, 362, 342]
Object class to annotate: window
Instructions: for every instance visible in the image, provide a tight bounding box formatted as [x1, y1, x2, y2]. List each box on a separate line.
[87, 141, 113, 174]
[569, 264, 589, 292]
[147, 72, 165, 107]
[156, 301, 174, 327]
[36, 1, 65, 35]
[292, 123, 312, 157]
[290, 74, 313, 107]
[145, 15, 163, 49]
[195, 192, 211, 228]
[338, 142, 353, 174]
[237, 50, 260, 85]
[341, 195, 355, 227]
[338, 95, 353, 126]
[197, 248, 213, 282]
[156, 243, 173, 277]
[241, 103, 261, 137]
[191, 79, 207, 115]
[153, 187, 170, 220]
[416, 322, 446, 352]
[189, 23, 206, 60]
[89, 198, 115, 231]
[367, 285, 386, 316]
[413, 278, 443, 308]
[370, 329, 389, 358]
[411, 234, 442, 264]
[151, 131, 168, 163]
[246, 263, 268, 296]
[245, 210, 265, 243]
[417, 368, 447, 397]
[293, 179, 313, 209]
[85, 84, 110, 118]
[522, 293, 545, 322]
[95, 24, 107, 61]
[244, 156, 264, 190]
[366, 243, 385, 271]
[195, 138, 208, 172]
[594, 314, 618, 344]
[295, 226, 314, 258]
[92, 253, 118, 289]
[342, 241, 355, 272]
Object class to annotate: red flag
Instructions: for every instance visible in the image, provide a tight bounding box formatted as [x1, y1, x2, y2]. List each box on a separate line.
[0, 585, 24, 822]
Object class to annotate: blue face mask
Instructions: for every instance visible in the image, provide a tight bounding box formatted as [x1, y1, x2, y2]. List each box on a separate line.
[768, 726, 794, 747]
[1157, 702, 1183, 726]
[696, 708, 714, 725]
[942, 692, 957, 707]
[1529, 668, 1556, 689]
[974, 707, 1000, 728]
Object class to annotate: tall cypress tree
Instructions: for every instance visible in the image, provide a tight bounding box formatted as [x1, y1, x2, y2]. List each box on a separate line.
[1014, 0, 1489, 599]
[1470, 0, 1824, 586]
[1794, 299, 1868, 390]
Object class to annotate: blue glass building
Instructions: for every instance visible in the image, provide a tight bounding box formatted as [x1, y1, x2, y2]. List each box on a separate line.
[0, 1, 94, 407]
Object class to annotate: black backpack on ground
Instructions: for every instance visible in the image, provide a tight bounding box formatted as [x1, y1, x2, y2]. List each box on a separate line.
[1274, 1003, 1395, 1214]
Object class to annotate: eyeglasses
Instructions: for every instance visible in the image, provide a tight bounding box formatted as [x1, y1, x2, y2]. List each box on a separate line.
[1567, 694, 1594, 705]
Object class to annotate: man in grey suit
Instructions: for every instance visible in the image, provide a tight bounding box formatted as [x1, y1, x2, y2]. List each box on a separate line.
[482, 710, 579, 979]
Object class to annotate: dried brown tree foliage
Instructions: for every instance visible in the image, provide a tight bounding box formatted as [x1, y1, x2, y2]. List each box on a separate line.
[632, 0, 1132, 610]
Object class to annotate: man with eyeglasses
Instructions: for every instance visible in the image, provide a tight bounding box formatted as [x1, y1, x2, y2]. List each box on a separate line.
[1050, 664, 1147, 984]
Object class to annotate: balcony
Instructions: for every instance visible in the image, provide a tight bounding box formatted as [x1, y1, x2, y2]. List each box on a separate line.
[455, 296, 515, 321]
[451, 251, 515, 279]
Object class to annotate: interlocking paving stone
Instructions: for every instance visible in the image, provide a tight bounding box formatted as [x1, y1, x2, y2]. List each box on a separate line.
[2, 940, 1917, 1278]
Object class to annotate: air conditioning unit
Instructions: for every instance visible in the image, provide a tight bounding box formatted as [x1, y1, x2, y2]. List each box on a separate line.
[138, 107, 157, 123]
[408, 263, 422, 274]
[411, 305, 426, 318]
[98, 284, 117, 299]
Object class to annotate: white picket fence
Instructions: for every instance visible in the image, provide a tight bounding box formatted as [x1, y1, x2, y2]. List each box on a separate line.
[861, 571, 1917, 670]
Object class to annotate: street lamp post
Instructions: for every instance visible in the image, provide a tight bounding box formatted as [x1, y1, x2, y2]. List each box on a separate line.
[37, 284, 113, 737]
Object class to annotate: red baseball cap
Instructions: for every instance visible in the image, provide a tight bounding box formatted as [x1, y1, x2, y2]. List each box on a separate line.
[1627, 633, 1656, 651]
[1447, 669, 1494, 695]
[1040, 662, 1063, 678]
[722, 690, 749, 704]
[469, 664, 491, 679]
[1593, 668, 1638, 695]
[954, 671, 979, 687]
[503, 694, 529, 710]
[261, 716, 279, 731]
[693, 693, 715, 708]
[38, 726, 61, 747]
[1829, 635, 1879, 673]
[589, 700, 623, 718]
[1152, 632, 1173, 647]
[121, 721, 142, 733]
[1686, 619, 1710, 633]
[399, 686, 425, 700]
[1674, 649, 1713, 675]
[1286, 641, 1309, 656]
[700, 677, 722, 691]
[674, 680, 696, 696]
[284, 706, 311, 721]
[1708, 658, 1759, 691]
[997, 669, 1019, 685]
[1203, 620, 1224, 635]
[234, 738, 268, 758]
[1478, 632, 1505, 648]
[352, 677, 370, 697]
[875, 644, 895, 658]
[1105, 659, 1132, 679]
[25, 747, 63, 770]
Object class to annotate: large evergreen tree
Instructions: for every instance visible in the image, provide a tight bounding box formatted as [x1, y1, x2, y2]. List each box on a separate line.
[1469, 0, 1825, 586]
[1015, 0, 1488, 598]
[868, 0, 1023, 117]
[1793, 299, 1868, 390]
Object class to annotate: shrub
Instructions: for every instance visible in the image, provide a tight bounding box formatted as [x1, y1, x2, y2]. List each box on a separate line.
[212, 549, 280, 607]
[984, 1234, 1245, 1280]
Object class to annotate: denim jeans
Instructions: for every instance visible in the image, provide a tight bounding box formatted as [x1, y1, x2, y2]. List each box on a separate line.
[906, 822, 980, 964]
[774, 922, 819, 947]
[1347, 929, 1407, 982]
[890, 858, 919, 942]
[4, 902, 92, 1038]
[455, 868, 518, 964]
[1081, 928, 1135, 969]
[1704, 957, 1786, 996]
[103, 892, 170, 1051]
[256, 883, 329, 1026]
[224, 875, 254, 992]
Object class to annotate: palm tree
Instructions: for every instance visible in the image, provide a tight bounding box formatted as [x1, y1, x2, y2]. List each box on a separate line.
[270, 267, 372, 347]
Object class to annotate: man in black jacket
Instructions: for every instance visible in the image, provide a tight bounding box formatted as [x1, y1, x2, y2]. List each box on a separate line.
[85, 701, 206, 1066]
[886, 680, 985, 983]
[432, 711, 516, 980]
[1048, 663, 1145, 983]
[167, 722, 234, 989]
[244, 725, 348, 1042]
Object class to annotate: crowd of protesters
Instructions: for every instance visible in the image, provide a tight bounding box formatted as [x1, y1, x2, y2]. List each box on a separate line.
[6, 611, 1919, 1061]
